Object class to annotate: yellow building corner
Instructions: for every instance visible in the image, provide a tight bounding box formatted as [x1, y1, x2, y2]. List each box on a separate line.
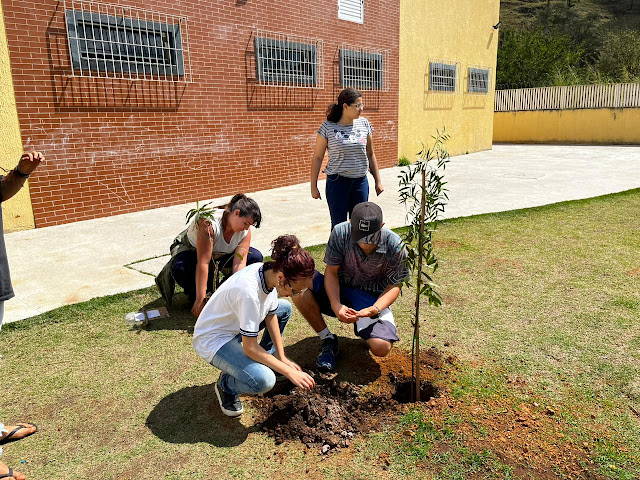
[0, 1, 34, 232]
[399, 0, 501, 159]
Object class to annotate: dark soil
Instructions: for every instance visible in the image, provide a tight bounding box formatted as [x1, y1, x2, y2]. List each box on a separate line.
[253, 347, 441, 453]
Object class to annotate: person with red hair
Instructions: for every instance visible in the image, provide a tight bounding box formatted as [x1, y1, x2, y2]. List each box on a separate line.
[193, 235, 316, 417]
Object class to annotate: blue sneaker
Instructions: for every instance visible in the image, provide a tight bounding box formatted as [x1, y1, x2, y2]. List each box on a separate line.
[316, 335, 339, 371]
[215, 376, 243, 417]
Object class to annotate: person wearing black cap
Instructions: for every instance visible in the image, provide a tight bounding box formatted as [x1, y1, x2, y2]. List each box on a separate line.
[292, 201, 410, 371]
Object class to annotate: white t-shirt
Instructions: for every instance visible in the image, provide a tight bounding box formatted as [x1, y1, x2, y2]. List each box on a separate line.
[193, 263, 279, 363]
[186, 209, 248, 259]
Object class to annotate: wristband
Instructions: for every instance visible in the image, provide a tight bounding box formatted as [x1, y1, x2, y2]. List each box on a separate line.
[373, 305, 381, 314]
[14, 167, 30, 178]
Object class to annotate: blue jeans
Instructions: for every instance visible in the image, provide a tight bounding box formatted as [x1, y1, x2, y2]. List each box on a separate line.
[209, 299, 291, 396]
[172, 248, 263, 304]
[325, 174, 369, 230]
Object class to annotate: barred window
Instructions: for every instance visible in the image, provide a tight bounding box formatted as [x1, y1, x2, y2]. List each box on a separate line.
[65, 7, 186, 78]
[340, 48, 384, 90]
[469, 68, 490, 93]
[430, 62, 457, 92]
[254, 36, 318, 87]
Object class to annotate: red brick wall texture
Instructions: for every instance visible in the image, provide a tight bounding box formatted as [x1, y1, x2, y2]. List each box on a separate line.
[3, 0, 399, 227]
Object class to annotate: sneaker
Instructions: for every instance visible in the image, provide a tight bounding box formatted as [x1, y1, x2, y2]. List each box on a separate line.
[215, 376, 243, 417]
[316, 335, 339, 371]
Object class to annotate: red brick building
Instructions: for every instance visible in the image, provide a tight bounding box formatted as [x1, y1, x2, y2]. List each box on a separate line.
[2, 0, 399, 227]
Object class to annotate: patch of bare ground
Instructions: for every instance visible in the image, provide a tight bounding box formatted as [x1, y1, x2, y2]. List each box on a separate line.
[254, 348, 606, 478]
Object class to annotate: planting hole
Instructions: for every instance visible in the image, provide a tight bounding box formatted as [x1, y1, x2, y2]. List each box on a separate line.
[392, 380, 439, 403]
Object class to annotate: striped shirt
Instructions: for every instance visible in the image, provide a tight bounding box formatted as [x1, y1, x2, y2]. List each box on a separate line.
[324, 221, 410, 296]
[318, 117, 373, 178]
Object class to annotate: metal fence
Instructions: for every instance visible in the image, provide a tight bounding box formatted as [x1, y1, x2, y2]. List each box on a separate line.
[495, 83, 640, 112]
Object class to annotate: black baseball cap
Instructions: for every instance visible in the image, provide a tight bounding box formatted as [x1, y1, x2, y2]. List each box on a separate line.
[351, 202, 383, 244]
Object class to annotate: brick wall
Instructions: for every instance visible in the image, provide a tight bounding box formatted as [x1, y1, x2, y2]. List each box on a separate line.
[2, 0, 399, 227]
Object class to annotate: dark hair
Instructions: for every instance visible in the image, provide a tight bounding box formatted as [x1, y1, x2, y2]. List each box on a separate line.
[265, 235, 315, 282]
[222, 193, 262, 229]
[326, 88, 362, 123]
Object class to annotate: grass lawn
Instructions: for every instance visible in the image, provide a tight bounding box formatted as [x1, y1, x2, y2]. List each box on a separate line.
[1, 189, 639, 479]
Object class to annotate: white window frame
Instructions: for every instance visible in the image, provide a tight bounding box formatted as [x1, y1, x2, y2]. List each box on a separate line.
[338, 0, 364, 24]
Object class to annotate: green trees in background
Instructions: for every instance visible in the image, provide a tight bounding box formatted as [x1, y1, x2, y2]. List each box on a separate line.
[497, 2, 640, 88]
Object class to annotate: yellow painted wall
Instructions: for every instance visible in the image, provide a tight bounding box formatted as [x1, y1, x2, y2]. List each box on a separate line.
[494, 109, 640, 144]
[0, 2, 33, 232]
[399, 0, 500, 159]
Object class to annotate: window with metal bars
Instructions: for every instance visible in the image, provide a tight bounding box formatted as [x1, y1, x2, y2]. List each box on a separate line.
[468, 67, 489, 93]
[340, 49, 383, 90]
[430, 62, 457, 92]
[65, 9, 185, 76]
[254, 37, 318, 87]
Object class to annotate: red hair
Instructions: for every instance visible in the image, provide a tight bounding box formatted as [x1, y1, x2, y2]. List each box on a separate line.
[267, 235, 315, 281]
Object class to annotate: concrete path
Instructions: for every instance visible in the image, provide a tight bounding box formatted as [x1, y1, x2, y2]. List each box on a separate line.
[3, 144, 640, 324]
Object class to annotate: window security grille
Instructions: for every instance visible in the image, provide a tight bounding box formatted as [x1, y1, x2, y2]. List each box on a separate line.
[340, 44, 389, 91]
[340, 48, 381, 90]
[63, 0, 191, 82]
[468, 67, 490, 93]
[254, 30, 324, 88]
[338, 0, 364, 24]
[430, 61, 458, 93]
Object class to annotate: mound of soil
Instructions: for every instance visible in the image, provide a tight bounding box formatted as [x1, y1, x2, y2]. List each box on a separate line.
[255, 377, 392, 451]
[254, 348, 443, 452]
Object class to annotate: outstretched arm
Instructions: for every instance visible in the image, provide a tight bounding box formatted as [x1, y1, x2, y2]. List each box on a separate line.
[310, 134, 328, 199]
[325, 264, 358, 323]
[355, 283, 401, 318]
[232, 229, 251, 273]
[192, 219, 214, 317]
[242, 315, 315, 390]
[366, 136, 384, 196]
[1, 152, 43, 203]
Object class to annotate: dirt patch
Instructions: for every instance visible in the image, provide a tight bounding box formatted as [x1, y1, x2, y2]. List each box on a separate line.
[253, 347, 607, 478]
[627, 267, 640, 277]
[253, 348, 443, 453]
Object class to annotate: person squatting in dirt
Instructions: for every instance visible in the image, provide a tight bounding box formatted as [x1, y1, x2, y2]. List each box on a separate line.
[193, 235, 316, 417]
[292, 201, 410, 371]
[155, 193, 263, 317]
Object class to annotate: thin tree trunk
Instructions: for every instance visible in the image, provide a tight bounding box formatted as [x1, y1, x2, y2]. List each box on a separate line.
[413, 169, 426, 402]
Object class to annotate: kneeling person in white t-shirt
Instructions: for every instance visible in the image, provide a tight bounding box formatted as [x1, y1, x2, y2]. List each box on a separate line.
[193, 235, 316, 417]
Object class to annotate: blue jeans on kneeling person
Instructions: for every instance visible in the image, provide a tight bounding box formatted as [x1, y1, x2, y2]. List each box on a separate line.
[209, 299, 291, 396]
[171, 247, 263, 304]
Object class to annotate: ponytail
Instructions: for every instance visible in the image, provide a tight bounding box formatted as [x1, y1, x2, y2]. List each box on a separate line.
[221, 193, 262, 230]
[325, 88, 362, 123]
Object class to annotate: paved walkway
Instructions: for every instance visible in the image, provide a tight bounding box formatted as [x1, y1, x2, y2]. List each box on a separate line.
[3, 144, 640, 324]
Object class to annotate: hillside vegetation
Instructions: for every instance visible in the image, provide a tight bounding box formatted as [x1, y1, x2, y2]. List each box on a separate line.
[497, 0, 640, 88]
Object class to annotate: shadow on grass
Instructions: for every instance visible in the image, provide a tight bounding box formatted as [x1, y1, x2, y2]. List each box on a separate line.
[146, 383, 252, 447]
[283, 336, 382, 386]
[146, 336, 381, 447]
[136, 295, 196, 333]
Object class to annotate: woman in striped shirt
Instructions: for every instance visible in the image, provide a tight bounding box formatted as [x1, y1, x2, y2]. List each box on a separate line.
[310, 88, 384, 230]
